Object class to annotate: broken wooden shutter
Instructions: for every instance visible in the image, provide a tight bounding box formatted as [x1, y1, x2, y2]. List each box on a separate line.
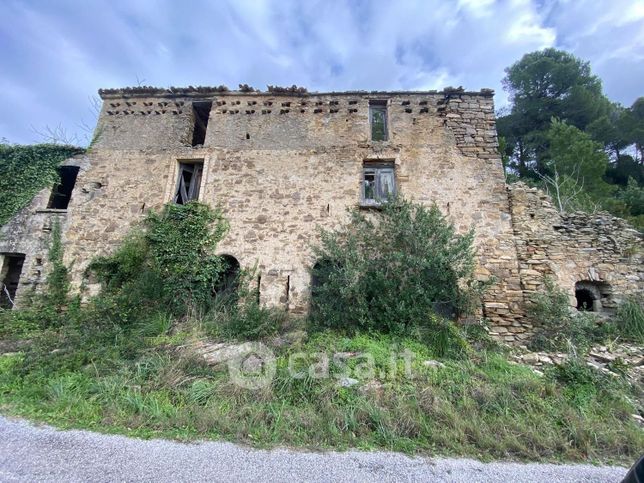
[174, 162, 203, 204]
[188, 164, 203, 201]
[377, 167, 395, 200]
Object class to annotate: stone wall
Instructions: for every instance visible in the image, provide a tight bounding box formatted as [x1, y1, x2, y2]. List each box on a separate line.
[61, 88, 524, 332]
[8, 87, 640, 344]
[0, 155, 89, 305]
[508, 183, 643, 318]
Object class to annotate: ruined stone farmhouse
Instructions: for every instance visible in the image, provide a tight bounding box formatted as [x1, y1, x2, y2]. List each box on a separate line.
[1, 86, 642, 342]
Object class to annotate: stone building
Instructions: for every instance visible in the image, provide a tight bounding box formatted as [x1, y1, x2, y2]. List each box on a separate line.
[1, 86, 642, 342]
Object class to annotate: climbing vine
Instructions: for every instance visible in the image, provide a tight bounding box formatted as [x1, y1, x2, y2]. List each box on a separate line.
[0, 144, 85, 225]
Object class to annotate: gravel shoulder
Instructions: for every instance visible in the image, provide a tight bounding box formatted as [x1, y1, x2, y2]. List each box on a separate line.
[0, 415, 629, 482]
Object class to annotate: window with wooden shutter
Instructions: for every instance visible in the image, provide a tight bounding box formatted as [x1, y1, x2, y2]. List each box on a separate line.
[174, 161, 204, 204]
[361, 162, 396, 206]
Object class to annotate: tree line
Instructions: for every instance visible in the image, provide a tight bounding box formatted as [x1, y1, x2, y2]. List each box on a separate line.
[497, 48, 643, 229]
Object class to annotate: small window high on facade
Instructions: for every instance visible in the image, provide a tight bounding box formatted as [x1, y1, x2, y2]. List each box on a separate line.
[361, 162, 396, 206]
[174, 161, 204, 204]
[369, 100, 388, 141]
[191, 101, 212, 146]
[47, 166, 80, 209]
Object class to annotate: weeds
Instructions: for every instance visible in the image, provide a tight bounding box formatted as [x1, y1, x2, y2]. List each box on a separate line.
[310, 198, 487, 335]
[0, 201, 642, 464]
[528, 277, 609, 352]
[1, 334, 641, 463]
[614, 297, 644, 344]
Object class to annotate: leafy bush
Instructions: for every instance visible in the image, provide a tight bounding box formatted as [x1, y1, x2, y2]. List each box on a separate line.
[0, 143, 84, 225]
[90, 202, 229, 317]
[310, 198, 486, 337]
[614, 297, 644, 344]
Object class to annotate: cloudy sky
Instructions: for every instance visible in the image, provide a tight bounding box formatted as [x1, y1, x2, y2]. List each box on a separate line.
[1, 0, 643, 145]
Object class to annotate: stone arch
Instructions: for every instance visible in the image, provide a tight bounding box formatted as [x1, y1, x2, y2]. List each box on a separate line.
[575, 280, 612, 313]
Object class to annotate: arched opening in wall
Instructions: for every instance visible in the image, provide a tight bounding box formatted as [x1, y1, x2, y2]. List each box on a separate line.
[575, 280, 612, 313]
[214, 255, 240, 302]
[433, 301, 458, 321]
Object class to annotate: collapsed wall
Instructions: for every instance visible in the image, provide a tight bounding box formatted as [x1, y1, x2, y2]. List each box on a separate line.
[508, 183, 643, 323]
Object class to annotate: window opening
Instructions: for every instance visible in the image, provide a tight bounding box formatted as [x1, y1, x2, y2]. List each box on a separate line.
[369, 100, 388, 141]
[361, 162, 396, 206]
[174, 161, 204, 204]
[191, 101, 212, 146]
[0, 253, 25, 309]
[47, 166, 80, 209]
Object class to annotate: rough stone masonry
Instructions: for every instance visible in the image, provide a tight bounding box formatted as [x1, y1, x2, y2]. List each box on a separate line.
[0, 86, 641, 343]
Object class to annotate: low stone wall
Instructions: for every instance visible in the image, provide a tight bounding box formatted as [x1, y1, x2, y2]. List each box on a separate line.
[508, 183, 643, 324]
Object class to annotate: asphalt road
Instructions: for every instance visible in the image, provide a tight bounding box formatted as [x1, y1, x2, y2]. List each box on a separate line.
[0, 415, 629, 482]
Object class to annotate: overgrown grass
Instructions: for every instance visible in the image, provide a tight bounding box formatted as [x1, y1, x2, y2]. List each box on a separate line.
[1, 199, 641, 464]
[528, 277, 613, 353]
[0, 318, 642, 464]
[614, 298, 644, 344]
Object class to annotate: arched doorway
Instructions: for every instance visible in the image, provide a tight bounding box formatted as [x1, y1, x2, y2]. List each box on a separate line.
[214, 255, 240, 300]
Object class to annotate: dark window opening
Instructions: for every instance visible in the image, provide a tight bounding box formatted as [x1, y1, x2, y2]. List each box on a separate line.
[575, 280, 612, 313]
[369, 100, 388, 141]
[214, 255, 240, 301]
[576, 288, 595, 311]
[285, 275, 290, 308]
[191, 101, 212, 146]
[47, 166, 80, 209]
[1, 253, 25, 309]
[256, 275, 261, 304]
[174, 161, 203, 204]
[361, 162, 396, 206]
[433, 302, 458, 321]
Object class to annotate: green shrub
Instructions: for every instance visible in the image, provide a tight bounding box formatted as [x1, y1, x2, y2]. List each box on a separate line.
[528, 278, 604, 352]
[90, 202, 229, 317]
[614, 297, 644, 343]
[144, 202, 229, 310]
[43, 221, 71, 311]
[310, 198, 486, 337]
[528, 277, 570, 329]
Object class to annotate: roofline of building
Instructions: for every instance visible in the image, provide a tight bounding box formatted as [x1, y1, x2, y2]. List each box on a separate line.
[98, 86, 495, 100]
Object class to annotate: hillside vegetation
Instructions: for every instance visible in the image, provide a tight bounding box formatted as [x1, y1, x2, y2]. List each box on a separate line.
[1, 200, 642, 464]
[497, 48, 644, 229]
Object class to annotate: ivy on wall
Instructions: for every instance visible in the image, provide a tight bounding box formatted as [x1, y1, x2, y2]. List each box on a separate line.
[0, 144, 85, 226]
